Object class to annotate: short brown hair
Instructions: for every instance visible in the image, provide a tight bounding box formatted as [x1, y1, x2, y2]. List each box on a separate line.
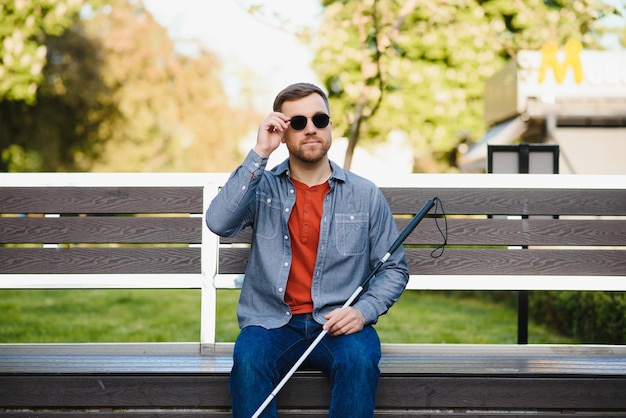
[272, 83, 330, 113]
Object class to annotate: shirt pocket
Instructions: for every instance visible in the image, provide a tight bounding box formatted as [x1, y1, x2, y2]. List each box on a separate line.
[335, 212, 368, 256]
[255, 191, 282, 240]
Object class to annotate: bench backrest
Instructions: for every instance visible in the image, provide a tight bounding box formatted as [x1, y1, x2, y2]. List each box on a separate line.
[1, 173, 625, 347]
[216, 174, 626, 292]
[0, 174, 208, 285]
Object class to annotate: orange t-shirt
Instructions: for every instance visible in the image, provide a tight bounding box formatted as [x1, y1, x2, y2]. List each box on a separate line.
[285, 178, 330, 314]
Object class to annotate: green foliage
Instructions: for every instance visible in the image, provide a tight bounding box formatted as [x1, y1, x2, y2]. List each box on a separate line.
[0, 0, 258, 173]
[530, 291, 626, 344]
[0, 0, 85, 103]
[441, 290, 626, 344]
[1, 143, 42, 171]
[311, 0, 621, 172]
[82, 0, 256, 172]
[1, 17, 120, 171]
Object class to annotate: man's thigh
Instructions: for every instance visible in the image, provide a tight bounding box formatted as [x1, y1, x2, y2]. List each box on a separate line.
[309, 325, 381, 374]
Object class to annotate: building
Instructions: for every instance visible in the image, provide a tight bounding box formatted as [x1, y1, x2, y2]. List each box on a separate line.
[458, 42, 626, 174]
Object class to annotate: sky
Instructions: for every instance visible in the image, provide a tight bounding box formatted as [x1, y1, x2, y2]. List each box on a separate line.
[143, 0, 323, 111]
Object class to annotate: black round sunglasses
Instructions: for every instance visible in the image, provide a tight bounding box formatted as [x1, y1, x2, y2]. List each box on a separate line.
[289, 114, 330, 131]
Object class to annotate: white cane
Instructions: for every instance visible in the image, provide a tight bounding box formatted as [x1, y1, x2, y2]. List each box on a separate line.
[251, 199, 436, 418]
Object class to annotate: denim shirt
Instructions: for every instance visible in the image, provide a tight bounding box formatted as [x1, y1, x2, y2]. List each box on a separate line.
[205, 150, 409, 330]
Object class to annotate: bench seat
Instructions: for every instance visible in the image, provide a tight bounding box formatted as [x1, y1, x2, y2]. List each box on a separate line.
[1, 343, 626, 417]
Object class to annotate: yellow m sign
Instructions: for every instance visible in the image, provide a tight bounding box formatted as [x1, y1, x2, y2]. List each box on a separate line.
[538, 40, 584, 83]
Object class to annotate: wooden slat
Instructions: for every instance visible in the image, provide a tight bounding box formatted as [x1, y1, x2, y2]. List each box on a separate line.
[221, 217, 626, 247]
[393, 218, 625, 247]
[218, 227, 252, 245]
[373, 376, 626, 409]
[218, 248, 249, 274]
[1, 374, 624, 410]
[381, 188, 626, 216]
[0, 375, 231, 408]
[0, 187, 203, 214]
[3, 345, 625, 376]
[0, 354, 232, 374]
[0, 217, 202, 244]
[217, 247, 626, 276]
[279, 374, 626, 409]
[3, 413, 626, 418]
[0, 413, 234, 418]
[405, 248, 626, 276]
[1, 414, 232, 418]
[0, 248, 201, 274]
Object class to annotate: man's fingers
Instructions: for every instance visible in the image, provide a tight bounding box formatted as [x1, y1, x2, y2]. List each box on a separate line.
[265, 112, 289, 132]
[323, 307, 364, 336]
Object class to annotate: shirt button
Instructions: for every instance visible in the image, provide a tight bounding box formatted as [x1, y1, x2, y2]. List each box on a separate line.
[289, 189, 295, 194]
[350, 215, 355, 220]
[242, 185, 246, 190]
[285, 311, 291, 316]
[285, 208, 289, 212]
[284, 235, 288, 240]
[284, 262, 288, 267]
[254, 162, 259, 167]
[266, 198, 272, 204]
[278, 287, 284, 293]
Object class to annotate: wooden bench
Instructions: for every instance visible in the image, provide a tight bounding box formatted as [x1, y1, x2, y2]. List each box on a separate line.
[1, 172, 626, 417]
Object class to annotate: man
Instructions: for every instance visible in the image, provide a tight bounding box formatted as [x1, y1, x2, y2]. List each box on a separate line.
[205, 82, 409, 417]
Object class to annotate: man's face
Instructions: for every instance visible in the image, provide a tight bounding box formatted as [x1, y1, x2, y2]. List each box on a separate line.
[281, 93, 332, 164]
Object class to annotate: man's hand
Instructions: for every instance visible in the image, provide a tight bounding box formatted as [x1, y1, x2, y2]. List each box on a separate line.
[323, 307, 366, 336]
[253, 112, 290, 158]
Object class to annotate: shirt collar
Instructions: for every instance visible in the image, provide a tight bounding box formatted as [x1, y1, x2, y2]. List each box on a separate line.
[269, 158, 347, 183]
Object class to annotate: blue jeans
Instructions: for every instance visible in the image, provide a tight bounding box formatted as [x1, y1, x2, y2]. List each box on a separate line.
[229, 313, 381, 418]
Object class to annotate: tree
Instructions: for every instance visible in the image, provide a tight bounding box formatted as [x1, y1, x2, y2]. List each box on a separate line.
[312, 0, 620, 172]
[0, 2, 118, 172]
[1, 0, 259, 172]
[83, 0, 256, 172]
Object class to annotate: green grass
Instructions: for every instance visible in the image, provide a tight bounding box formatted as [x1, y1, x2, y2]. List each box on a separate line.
[0, 289, 574, 344]
[0, 289, 202, 343]
[376, 291, 574, 344]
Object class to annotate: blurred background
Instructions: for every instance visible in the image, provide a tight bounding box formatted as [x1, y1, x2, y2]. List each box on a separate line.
[1, 0, 624, 175]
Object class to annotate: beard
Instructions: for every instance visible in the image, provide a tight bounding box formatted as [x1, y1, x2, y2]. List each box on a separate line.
[287, 138, 331, 164]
